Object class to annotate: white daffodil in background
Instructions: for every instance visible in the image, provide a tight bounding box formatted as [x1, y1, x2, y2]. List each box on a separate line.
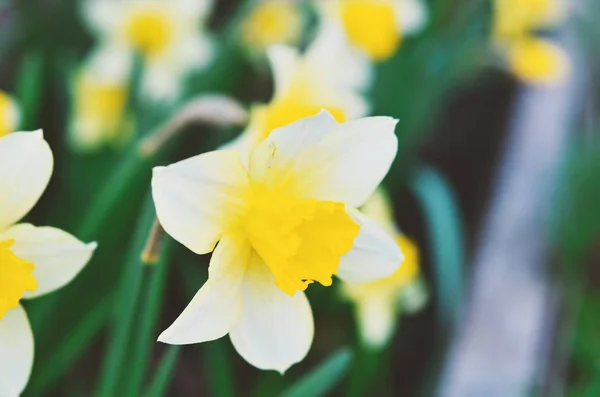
[225, 23, 371, 158]
[341, 189, 427, 348]
[69, 47, 133, 152]
[152, 111, 403, 372]
[82, 0, 215, 102]
[0, 91, 20, 138]
[493, 0, 569, 84]
[318, 0, 428, 61]
[241, 0, 305, 55]
[0, 131, 96, 396]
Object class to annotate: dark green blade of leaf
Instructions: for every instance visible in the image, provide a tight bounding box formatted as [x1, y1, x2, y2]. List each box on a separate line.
[279, 348, 353, 397]
[144, 346, 181, 397]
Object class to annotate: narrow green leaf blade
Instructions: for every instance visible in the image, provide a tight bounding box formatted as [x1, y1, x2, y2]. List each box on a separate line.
[279, 348, 353, 397]
[144, 346, 181, 397]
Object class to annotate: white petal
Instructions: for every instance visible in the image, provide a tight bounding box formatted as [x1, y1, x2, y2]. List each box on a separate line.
[152, 150, 250, 255]
[264, 116, 398, 207]
[174, 0, 214, 20]
[267, 45, 300, 99]
[248, 110, 338, 183]
[360, 188, 399, 237]
[176, 33, 215, 70]
[337, 210, 403, 283]
[86, 45, 133, 82]
[229, 254, 314, 373]
[396, 0, 428, 35]
[0, 224, 96, 298]
[307, 20, 373, 92]
[158, 234, 250, 344]
[141, 65, 181, 103]
[0, 130, 53, 230]
[82, 0, 122, 36]
[0, 305, 34, 397]
[355, 294, 397, 348]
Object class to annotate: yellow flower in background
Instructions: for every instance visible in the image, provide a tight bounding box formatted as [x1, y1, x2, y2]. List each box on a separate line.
[0, 91, 20, 138]
[0, 131, 96, 396]
[225, 25, 371, 158]
[492, 0, 569, 84]
[506, 36, 569, 84]
[69, 48, 133, 152]
[83, 0, 215, 102]
[241, 0, 305, 55]
[318, 0, 428, 61]
[493, 0, 565, 41]
[342, 188, 427, 348]
[152, 111, 403, 372]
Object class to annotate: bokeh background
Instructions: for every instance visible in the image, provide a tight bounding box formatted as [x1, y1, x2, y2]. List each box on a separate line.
[1, 0, 599, 395]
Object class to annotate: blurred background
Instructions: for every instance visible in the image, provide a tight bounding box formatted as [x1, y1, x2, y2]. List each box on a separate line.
[1, 0, 599, 395]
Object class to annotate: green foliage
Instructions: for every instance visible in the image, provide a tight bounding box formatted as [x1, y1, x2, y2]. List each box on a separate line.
[279, 348, 353, 397]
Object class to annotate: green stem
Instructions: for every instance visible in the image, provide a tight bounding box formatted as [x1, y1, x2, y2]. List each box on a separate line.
[122, 238, 173, 397]
[95, 194, 157, 397]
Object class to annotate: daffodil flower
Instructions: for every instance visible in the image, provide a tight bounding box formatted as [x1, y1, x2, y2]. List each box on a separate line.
[225, 36, 370, 158]
[341, 188, 427, 348]
[83, 0, 214, 102]
[0, 91, 20, 138]
[318, 0, 428, 61]
[152, 111, 403, 372]
[241, 0, 305, 55]
[492, 0, 569, 84]
[69, 47, 133, 152]
[0, 131, 96, 396]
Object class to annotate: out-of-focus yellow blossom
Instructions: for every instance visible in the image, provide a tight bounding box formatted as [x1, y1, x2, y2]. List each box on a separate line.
[152, 111, 403, 373]
[506, 36, 569, 84]
[241, 0, 305, 54]
[69, 50, 133, 152]
[342, 188, 427, 348]
[492, 0, 569, 84]
[225, 24, 371, 158]
[0, 92, 20, 138]
[83, 0, 214, 102]
[318, 0, 428, 61]
[493, 0, 564, 41]
[0, 131, 96, 396]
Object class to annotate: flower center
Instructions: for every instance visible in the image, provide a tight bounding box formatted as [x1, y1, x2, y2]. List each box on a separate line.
[243, 185, 360, 295]
[340, 0, 399, 60]
[0, 239, 37, 319]
[242, 2, 303, 50]
[258, 99, 346, 141]
[125, 9, 173, 57]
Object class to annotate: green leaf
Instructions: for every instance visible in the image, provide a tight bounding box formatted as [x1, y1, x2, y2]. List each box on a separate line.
[144, 346, 181, 397]
[410, 165, 465, 330]
[26, 294, 113, 395]
[279, 348, 353, 397]
[15, 50, 44, 130]
[122, 238, 173, 397]
[95, 194, 157, 397]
